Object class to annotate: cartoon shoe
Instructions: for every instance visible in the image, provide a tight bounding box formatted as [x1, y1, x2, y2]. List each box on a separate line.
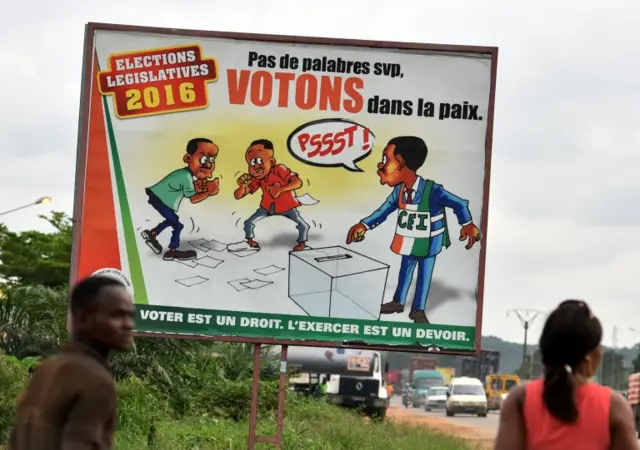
[163, 249, 197, 261]
[409, 310, 430, 324]
[293, 242, 308, 251]
[380, 301, 404, 314]
[247, 239, 260, 249]
[141, 230, 162, 255]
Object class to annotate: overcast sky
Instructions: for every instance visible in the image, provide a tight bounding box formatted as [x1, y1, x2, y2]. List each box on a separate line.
[1, 0, 637, 347]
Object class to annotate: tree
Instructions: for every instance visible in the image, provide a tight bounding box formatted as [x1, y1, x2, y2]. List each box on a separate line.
[0, 211, 72, 287]
[633, 346, 640, 374]
[0, 285, 67, 359]
[516, 355, 532, 379]
[599, 350, 626, 389]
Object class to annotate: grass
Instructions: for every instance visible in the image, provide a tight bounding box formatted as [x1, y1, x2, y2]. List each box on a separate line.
[113, 376, 472, 449]
[0, 281, 477, 450]
[115, 398, 474, 449]
[2, 353, 473, 450]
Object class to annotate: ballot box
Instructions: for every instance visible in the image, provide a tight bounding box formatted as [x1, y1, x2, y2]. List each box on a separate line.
[288, 245, 390, 320]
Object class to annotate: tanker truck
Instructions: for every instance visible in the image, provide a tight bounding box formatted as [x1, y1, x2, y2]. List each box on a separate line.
[287, 346, 390, 419]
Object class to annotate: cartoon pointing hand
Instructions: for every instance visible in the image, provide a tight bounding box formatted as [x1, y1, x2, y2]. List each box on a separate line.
[459, 223, 481, 250]
[346, 223, 367, 244]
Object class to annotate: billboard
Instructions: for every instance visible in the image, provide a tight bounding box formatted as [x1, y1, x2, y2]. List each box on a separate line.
[71, 23, 497, 353]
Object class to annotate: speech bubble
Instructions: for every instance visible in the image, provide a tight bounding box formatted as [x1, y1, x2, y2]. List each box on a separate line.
[286, 119, 376, 172]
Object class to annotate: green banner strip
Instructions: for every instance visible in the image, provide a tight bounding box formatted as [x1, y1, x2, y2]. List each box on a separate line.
[134, 304, 475, 351]
[99, 78, 148, 304]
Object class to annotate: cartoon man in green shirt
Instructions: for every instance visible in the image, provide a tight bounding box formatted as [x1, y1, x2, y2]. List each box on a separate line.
[141, 138, 220, 261]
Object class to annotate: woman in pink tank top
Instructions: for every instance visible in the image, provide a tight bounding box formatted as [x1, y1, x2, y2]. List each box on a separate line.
[495, 300, 637, 450]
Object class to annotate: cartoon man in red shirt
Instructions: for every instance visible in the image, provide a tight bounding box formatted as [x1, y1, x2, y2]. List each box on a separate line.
[234, 139, 310, 251]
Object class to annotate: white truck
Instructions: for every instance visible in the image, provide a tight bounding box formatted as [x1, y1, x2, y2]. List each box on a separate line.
[287, 346, 390, 419]
[446, 376, 488, 417]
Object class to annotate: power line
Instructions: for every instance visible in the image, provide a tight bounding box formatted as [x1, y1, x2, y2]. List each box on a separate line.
[507, 309, 544, 370]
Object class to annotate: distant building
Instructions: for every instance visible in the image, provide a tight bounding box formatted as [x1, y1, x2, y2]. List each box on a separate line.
[455, 349, 500, 380]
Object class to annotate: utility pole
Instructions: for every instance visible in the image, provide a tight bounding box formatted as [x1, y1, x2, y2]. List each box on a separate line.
[612, 326, 618, 389]
[507, 309, 544, 372]
[629, 328, 640, 375]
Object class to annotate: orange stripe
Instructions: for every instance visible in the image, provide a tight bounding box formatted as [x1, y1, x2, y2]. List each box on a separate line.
[390, 235, 403, 253]
[77, 56, 122, 278]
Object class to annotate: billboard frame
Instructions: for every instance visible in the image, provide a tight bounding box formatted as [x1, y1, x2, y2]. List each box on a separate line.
[70, 22, 498, 357]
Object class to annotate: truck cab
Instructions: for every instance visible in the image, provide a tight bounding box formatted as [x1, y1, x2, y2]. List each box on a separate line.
[446, 376, 488, 417]
[485, 373, 520, 410]
[288, 347, 389, 419]
[411, 369, 445, 408]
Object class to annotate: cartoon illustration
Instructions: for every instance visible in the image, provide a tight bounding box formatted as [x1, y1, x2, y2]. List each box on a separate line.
[287, 245, 390, 320]
[141, 138, 220, 261]
[234, 139, 311, 252]
[346, 136, 481, 324]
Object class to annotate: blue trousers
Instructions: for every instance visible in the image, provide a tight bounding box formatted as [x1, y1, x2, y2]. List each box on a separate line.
[393, 255, 437, 312]
[147, 190, 183, 250]
[244, 206, 310, 243]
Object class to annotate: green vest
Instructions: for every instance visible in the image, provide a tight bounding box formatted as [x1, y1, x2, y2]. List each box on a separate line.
[392, 180, 451, 257]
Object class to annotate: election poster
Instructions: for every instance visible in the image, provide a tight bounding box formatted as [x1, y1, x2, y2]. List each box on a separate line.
[72, 23, 497, 353]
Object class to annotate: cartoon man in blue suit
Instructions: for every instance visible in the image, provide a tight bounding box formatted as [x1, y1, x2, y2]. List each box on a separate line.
[346, 136, 481, 324]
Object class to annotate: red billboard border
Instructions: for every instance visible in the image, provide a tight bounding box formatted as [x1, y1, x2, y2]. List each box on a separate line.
[70, 22, 498, 357]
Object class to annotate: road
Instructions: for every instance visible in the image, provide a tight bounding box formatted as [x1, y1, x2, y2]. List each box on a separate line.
[390, 396, 640, 445]
[390, 396, 499, 436]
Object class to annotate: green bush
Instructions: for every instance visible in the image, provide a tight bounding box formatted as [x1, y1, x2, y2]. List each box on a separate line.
[114, 394, 473, 450]
[0, 279, 471, 449]
[116, 376, 170, 438]
[0, 352, 472, 450]
[0, 352, 28, 443]
[195, 379, 280, 421]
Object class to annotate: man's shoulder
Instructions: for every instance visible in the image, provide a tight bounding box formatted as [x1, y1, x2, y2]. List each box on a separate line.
[152, 167, 189, 186]
[273, 164, 292, 173]
[168, 167, 191, 178]
[419, 177, 442, 189]
[160, 167, 190, 180]
[49, 351, 114, 386]
[419, 179, 444, 198]
[21, 353, 114, 406]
